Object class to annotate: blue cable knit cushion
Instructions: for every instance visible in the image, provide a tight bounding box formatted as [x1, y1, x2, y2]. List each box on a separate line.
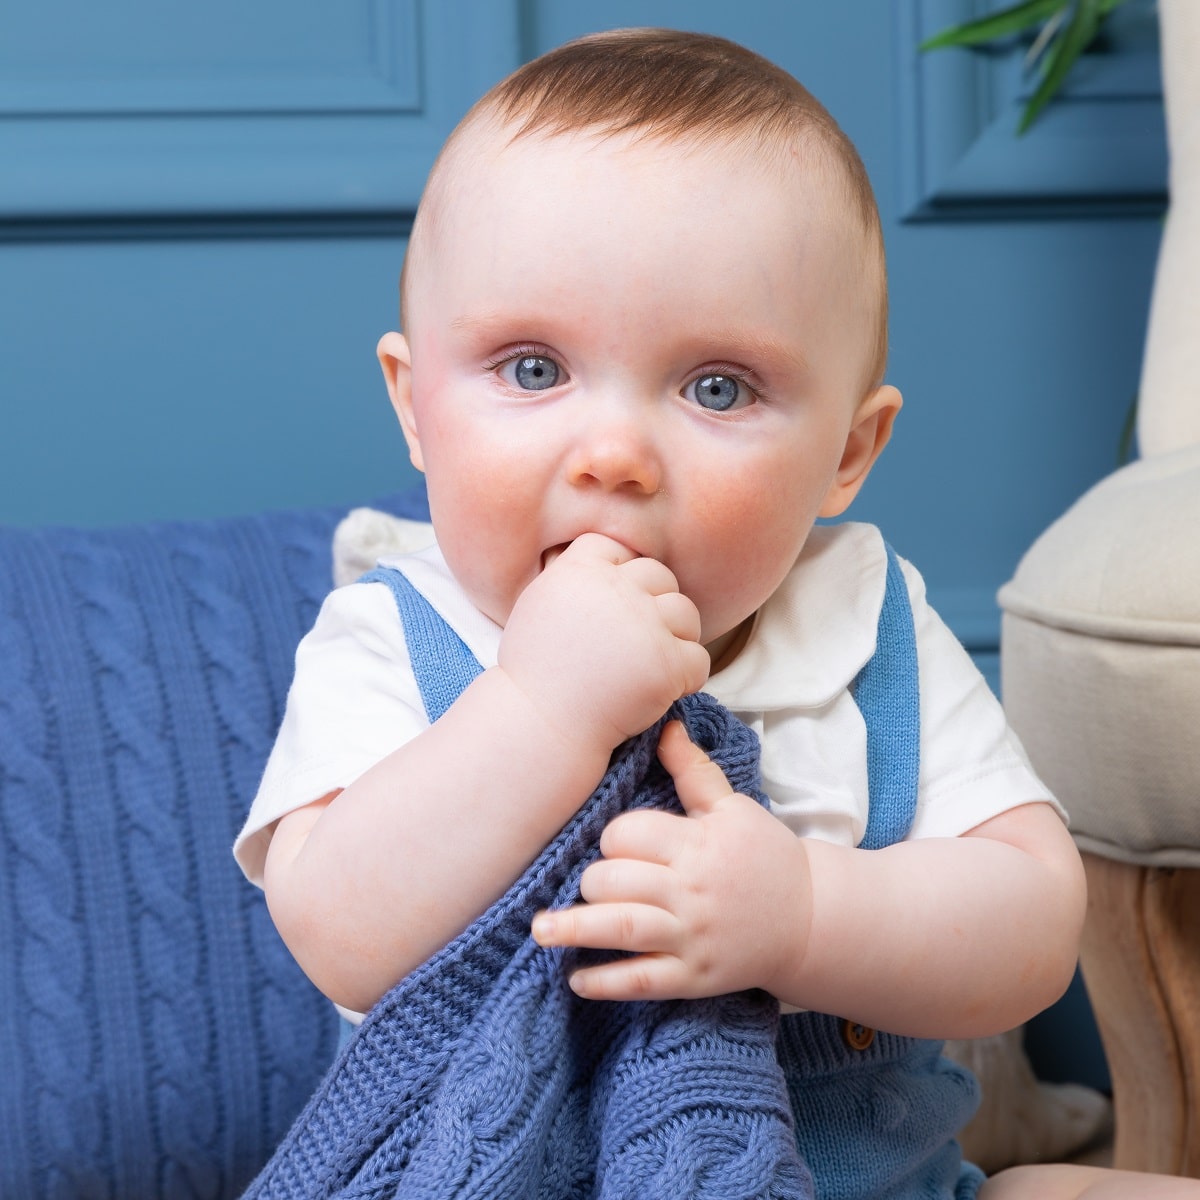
[0, 489, 429, 1200]
[243, 693, 811, 1200]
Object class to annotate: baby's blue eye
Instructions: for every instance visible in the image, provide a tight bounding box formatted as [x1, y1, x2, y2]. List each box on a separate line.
[688, 374, 748, 412]
[501, 355, 561, 391]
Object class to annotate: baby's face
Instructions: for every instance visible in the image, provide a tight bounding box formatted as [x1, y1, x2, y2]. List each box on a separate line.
[392, 123, 890, 657]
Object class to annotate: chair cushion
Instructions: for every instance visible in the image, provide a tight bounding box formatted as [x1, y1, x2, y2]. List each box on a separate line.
[0, 488, 428, 1198]
[998, 444, 1200, 866]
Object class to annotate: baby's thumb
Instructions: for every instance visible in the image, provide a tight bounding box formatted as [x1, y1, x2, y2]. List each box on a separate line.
[657, 720, 734, 816]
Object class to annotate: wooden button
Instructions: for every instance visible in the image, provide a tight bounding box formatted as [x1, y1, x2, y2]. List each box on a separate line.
[841, 1019, 876, 1051]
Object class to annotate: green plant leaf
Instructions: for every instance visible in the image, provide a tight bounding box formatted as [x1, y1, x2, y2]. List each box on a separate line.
[1017, 0, 1103, 133]
[921, 0, 1136, 132]
[919, 0, 1066, 51]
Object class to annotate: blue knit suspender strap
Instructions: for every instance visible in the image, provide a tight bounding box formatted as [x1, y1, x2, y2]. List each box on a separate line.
[853, 544, 920, 850]
[357, 567, 483, 722]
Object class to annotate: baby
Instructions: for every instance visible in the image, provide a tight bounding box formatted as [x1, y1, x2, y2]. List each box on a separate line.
[236, 28, 1199, 1200]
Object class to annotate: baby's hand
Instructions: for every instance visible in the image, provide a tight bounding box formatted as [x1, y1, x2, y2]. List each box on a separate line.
[498, 534, 709, 754]
[531, 720, 812, 1001]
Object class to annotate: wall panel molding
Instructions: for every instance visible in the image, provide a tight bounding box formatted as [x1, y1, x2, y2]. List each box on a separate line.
[0, 0, 521, 223]
[894, 0, 1167, 220]
[0, 1, 422, 116]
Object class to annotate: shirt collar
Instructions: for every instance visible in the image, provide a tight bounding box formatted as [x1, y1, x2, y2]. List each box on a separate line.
[706, 522, 888, 711]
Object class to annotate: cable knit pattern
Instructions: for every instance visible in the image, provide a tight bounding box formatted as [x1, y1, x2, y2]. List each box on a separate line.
[65, 528, 221, 1200]
[0, 491, 429, 1200]
[243, 690, 811, 1200]
[0, 533, 104, 1199]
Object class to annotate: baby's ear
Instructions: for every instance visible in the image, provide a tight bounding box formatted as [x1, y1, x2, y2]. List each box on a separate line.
[819, 384, 902, 518]
[377, 332, 423, 473]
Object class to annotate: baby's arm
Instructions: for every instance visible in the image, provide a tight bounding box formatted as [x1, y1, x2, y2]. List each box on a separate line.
[262, 534, 709, 1015]
[536, 721, 1085, 1040]
[780, 794, 1084, 1036]
[982, 1164, 1200, 1198]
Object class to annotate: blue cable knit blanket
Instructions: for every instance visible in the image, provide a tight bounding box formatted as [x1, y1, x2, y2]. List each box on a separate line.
[242, 692, 811, 1199]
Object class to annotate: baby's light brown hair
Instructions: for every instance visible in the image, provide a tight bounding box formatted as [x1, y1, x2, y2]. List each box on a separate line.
[402, 28, 888, 391]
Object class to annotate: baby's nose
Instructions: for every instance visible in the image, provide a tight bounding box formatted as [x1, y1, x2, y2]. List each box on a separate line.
[566, 416, 661, 495]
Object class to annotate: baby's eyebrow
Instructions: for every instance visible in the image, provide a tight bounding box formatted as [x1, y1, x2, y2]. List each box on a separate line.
[698, 330, 809, 375]
[448, 311, 543, 337]
[672, 327, 811, 383]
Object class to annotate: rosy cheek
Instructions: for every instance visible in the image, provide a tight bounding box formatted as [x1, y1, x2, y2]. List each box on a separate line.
[689, 482, 768, 550]
[695, 477, 812, 596]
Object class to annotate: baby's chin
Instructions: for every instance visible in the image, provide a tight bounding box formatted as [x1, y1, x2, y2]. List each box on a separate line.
[447, 573, 517, 632]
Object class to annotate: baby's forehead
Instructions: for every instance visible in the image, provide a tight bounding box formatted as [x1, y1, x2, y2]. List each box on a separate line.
[405, 116, 883, 373]
[432, 116, 843, 228]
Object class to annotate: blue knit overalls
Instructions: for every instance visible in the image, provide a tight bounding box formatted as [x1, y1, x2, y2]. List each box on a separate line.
[359, 549, 985, 1199]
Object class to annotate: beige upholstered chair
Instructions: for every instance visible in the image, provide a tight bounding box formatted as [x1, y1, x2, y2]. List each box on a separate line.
[999, 0, 1200, 1175]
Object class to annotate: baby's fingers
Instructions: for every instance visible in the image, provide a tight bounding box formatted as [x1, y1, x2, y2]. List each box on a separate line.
[657, 720, 738, 816]
[672, 639, 711, 700]
[531, 902, 678, 957]
[654, 589, 703, 643]
[599, 808, 695, 866]
[559, 531, 640, 566]
[567, 953, 692, 1001]
[579, 856, 677, 908]
[620, 554, 682, 596]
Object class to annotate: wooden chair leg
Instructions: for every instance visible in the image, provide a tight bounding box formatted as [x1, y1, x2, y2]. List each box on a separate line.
[1078, 852, 1200, 1176]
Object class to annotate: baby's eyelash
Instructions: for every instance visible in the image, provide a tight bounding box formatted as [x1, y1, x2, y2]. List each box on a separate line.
[689, 363, 766, 401]
[483, 343, 556, 372]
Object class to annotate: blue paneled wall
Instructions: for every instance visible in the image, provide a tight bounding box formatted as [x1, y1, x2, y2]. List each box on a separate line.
[0, 0, 1166, 1088]
[0, 1, 1163, 658]
[1, 0, 521, 526]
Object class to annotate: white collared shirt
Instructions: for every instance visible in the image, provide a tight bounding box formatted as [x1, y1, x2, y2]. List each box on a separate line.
[233, 521, 1058, 887]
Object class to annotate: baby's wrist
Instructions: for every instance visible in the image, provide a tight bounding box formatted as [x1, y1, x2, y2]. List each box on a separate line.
[484, 665, 616, 779]
[758, 834, 818, 1006]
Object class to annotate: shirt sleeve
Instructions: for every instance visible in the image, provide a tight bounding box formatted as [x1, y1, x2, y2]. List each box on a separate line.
[232, 580, 429, 886]
[903, 558, 1065, 840]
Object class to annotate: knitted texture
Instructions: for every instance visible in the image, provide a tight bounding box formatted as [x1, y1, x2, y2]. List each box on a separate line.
[855, 547, 920, 851]
[241, 692, 811, 1200]
[245, 542, 983, 1200]
[0, 490, 428, 1200]
[358, 567, 483, 720]
[777, 1014, 983, 1199]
